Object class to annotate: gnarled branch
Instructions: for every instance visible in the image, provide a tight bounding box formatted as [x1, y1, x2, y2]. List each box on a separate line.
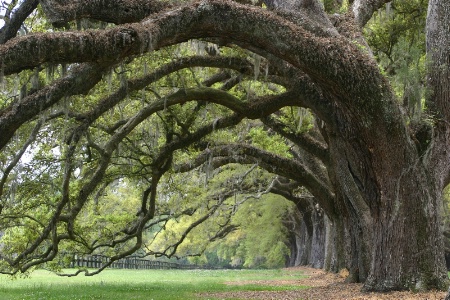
[0, 0, 38, 44]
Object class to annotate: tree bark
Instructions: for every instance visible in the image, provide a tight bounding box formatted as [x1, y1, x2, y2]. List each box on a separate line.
[296, 216, 313, 265]
[366, 163, 447, 291]
[284, 207, 312, 267]
[426, 0, 450, 296]
[323, 215, 347, 273]
[327, 134, 373, 283]
[310, 205, 326, 268]
[351, 0, 391, 27]
[0, 0, 39, 44]
[324, 105, 447, 291]
[39, 0, 169, 27]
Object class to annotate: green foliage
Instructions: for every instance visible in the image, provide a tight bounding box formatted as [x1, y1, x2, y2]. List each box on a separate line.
[276, 107, 314, 134]
[73, 179, 142, 249]
[340, 0, 349, 13]
[192, 194, 294, 269]
[247, 127, 292, 158]
[143, 158, 295, 269]
[365, 0, 428, 119]
[0, 5, 298, 274]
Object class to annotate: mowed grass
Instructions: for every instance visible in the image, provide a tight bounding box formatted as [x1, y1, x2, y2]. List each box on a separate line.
[0, 268, 308, 300]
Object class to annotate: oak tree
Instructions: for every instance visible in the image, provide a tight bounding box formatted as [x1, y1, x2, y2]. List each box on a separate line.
[0, 0, 449, 293]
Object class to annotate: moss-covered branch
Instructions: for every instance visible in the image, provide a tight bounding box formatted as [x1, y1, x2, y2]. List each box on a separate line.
[0, 0, 38, 44]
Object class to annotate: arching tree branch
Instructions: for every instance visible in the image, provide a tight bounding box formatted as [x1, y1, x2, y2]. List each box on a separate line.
[0, 0, 386, 117]
[175, 143, 336, 216]
[352, 0, 392, 27]
[39, 0, 170, 27]
[0, 63, 107, 151]
[0, 0, 38, 44]
[261, 116, 329, 164]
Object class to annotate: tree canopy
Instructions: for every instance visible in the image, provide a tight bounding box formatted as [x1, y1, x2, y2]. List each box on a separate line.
[0, 0, 449, 295]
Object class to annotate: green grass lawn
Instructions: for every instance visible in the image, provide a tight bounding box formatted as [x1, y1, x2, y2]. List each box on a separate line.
[0, 268, 308, 300]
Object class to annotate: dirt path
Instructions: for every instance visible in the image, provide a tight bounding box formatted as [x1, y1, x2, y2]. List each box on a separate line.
[202, 267, 447, 300]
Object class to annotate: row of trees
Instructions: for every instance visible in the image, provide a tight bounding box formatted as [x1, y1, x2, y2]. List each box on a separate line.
[0, 0, 449, 295]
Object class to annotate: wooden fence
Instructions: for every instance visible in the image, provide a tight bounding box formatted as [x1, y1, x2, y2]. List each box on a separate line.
[70, 254, 196, 270]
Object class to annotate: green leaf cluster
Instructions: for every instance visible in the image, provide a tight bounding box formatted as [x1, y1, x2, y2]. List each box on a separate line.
[208, 194, 293, 269]
[365, 0, 428, 119]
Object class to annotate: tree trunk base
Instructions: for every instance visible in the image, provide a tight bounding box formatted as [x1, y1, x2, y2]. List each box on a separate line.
[363, 274, 449, 292]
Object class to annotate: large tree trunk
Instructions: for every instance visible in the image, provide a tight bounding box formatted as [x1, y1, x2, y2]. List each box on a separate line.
[286, 216, 312, 267]
[322, 133, 373, 283]
[323, 216, 344, 273]
[309, 206, 326, 268]
[427, 0, 450, 297]
[295, 216, 313, 266]
[344, 114, 447, 291]
[284, 207, 312, 267]
[365, 159, 447, 291]
[326, 91, 448, 291]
